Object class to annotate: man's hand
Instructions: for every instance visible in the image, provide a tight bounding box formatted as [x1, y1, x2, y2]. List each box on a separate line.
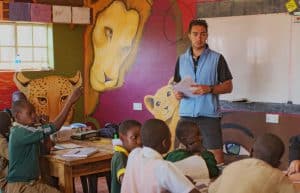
[191, 84, 211, 95]
[174, 91, 184, 100]
[288, 160, 300, 175]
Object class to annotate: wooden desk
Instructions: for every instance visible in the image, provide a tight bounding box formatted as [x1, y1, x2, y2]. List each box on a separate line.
[41, 139, 113, 193]
[294, 183, 300, 192]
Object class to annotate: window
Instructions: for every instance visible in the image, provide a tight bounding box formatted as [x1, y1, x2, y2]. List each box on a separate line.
[0, 22, 54, 71]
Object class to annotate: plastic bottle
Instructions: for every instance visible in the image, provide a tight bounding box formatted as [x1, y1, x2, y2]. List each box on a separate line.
[112, 131, 122, 147]
[113, 132, 119, 139]
[15, 54, 21, 71]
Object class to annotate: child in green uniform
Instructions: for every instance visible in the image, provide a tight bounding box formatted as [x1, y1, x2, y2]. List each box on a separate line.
[111, 120, 142, 193]
[6, 87, 82, 193]
[165, 120, 219, 178]
[0, 112, 12, 193]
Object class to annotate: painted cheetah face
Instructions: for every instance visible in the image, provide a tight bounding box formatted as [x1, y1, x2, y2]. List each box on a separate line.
[14, 71, 82, 125]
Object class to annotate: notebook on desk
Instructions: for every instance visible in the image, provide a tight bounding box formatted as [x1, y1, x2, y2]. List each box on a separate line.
[54, 143, 82, 150]
[62, 147, 98, 158]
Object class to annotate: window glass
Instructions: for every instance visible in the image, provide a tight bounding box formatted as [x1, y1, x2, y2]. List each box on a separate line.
[33, 25, 47, 46]
[0, 24, 14, 46]
[0, 22, 53, 71]
[17, 25, 32, 46]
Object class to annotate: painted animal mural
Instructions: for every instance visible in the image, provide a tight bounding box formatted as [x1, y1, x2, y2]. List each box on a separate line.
[144, 78, 180, 150]
[13, 71, 82, 125]
[83, 0, 153, 115]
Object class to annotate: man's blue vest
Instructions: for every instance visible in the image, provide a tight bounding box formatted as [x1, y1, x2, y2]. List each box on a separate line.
[178, 47, 221, 117]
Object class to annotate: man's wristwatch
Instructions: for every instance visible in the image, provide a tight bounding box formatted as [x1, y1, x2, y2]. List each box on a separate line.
[209, 86, 214, 93]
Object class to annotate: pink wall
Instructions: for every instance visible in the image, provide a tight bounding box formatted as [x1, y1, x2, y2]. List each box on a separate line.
[93, 0, 197, 126]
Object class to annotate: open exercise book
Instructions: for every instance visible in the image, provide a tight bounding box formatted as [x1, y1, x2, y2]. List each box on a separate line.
[173, 155, 211, 193]
[54, 143, 82, 150]
[62, 147, 98, 158]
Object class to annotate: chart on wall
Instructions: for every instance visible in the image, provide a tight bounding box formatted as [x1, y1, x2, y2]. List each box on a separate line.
[205, 13, 300, 104]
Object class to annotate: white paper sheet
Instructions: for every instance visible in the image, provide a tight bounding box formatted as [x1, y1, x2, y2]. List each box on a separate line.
[173, 76, 197, 97]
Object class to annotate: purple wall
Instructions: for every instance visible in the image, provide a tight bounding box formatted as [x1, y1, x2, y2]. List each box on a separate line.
[93, 0, 178, 126]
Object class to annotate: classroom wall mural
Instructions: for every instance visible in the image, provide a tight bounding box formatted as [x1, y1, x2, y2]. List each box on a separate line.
[0, 73, 17, 110]
[85, 0, 196, 127]
[144, 78, 179, 150]
[0, 21, 84, 122]
[222, 112, 300, 169]
[83, 0, 153, 116]
[14, 71, 82, 125]
[0, 0, 299, 167]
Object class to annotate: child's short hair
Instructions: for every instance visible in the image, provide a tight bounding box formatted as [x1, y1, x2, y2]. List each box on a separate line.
[11, 100, 34, 118]
[0, 111, 11, 135]
[119, 120, 141, 135]
[11, 91, 27, 103]
[141, 119, 169, 148]
[252, 133, 284, 167]
[176, 120, 200, 141]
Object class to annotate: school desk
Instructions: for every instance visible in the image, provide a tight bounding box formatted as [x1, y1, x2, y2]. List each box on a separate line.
[40, 138, 113, 193]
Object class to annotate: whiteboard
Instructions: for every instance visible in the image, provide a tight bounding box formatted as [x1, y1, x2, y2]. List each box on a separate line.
[205, 13, 298, 103]
[291, 16, 300, 104]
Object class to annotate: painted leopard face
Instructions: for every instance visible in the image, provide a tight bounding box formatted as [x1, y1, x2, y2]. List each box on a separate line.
[14, 71, 82, 125]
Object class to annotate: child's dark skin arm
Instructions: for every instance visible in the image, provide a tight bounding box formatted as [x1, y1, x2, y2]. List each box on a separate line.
[189, 188, 200, 193]
[119, 174, 124, 184]
[52, 86, 83, 130]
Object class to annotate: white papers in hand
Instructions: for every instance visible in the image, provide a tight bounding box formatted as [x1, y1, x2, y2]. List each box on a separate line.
[173, 76, 197, 97]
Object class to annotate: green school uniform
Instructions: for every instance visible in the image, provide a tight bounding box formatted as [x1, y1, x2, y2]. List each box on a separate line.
[111, 145, 128, 193]
[7, 122, 56, 183]
[165, 149, 219, 178]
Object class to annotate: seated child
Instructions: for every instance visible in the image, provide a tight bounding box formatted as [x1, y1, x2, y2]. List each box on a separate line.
[287, 135, 300, 180]
[6, 87, 82, 193]
[165, 120, 219, 179]
[81, 119, 142, 193]
[3, 91, 27, 122]
[121, 118, 201, 193]
[0, 112, 12, 193]
[111, 119, 142, 193]
[208, 133, 297, 193]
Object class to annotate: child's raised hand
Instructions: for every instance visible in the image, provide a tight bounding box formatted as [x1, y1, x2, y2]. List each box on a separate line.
[68, 86, 83, 104]
[37, 114, 49, 124]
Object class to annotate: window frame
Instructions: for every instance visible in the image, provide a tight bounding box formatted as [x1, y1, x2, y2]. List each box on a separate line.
[0, 21, 54, 72]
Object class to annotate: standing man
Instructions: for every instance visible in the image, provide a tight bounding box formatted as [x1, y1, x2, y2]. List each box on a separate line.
[173, 19, 233, 164]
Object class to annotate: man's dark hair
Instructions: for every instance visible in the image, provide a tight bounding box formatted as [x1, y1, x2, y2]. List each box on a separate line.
[11, 100, 33, 118]
[252, 133, 284, 168]
[0, 111, 11, 139]
[176, 120, 200, 141]
[188, 19, 208, 33]
[119, 119, 141, 135]
[141, 119, 170, 148]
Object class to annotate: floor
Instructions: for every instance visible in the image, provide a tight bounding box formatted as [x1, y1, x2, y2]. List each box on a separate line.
[74, 177, 109, 193]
